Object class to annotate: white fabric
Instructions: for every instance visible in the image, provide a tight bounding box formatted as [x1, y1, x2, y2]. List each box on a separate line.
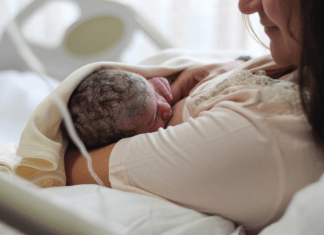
[259, 173, 324, 235]
[0, 172, 243, 235]
[0, 143, 19, 176]
[40, 185, 239, 235]
[109, 54, 324, 234]
[0, 70, 59, 181]
[185, 70, 302, 119]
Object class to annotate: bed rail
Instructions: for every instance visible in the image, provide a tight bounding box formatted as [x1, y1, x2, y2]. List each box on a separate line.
[0, 175, 115, 235]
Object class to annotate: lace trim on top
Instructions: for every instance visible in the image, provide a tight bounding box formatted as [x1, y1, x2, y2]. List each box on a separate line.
[190, 69, 303, 116]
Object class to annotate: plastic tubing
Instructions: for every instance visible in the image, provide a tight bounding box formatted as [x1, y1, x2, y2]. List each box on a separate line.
[6, 20, 104, 187]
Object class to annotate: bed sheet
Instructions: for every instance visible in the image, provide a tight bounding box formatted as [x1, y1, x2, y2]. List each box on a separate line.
[39, 185, 243, 235]
[259, 173, 324, 235]
[0, 70, 245, 235]
[0, 173, 245, 235]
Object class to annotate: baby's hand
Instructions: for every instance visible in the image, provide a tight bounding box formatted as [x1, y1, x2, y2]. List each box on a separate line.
[171, 60, 246, 104]
[170, 68, 208, 105]
[148, 77, 173, 103]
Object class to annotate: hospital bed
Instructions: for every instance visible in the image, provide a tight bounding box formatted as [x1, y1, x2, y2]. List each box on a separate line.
[0, 0, 173, 81]
[1, 1, 324, 235]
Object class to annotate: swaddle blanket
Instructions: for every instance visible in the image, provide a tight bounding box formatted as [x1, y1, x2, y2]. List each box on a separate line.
[0, 49, 285, 187]
[0, 143, 19, 176]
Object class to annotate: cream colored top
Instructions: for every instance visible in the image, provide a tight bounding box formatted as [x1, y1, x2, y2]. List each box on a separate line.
[109, 55, 324, 234]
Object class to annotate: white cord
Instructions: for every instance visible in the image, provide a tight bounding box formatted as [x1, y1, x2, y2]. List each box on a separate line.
[6, 20, 105, 187]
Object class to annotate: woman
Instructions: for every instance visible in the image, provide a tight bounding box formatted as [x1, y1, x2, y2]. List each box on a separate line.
[65, 0, 324, 234]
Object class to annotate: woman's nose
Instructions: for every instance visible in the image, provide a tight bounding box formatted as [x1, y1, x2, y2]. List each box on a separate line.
[238, 0, 262, 15]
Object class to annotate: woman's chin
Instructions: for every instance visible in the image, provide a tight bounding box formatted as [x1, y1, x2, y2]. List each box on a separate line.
[270, 42, 301, 66]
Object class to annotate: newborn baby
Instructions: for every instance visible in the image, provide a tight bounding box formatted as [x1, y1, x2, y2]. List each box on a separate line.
[67, 67, 173, 149]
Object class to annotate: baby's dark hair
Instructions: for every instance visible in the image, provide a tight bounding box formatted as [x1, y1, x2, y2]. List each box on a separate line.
[67, 67, 149, 149]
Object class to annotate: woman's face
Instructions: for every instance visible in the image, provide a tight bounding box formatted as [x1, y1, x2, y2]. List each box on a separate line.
[238, 0, 301, 66]
[138, 77, 173, 133]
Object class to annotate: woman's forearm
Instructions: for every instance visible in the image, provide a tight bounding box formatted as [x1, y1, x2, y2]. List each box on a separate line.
[65, 143, 116, 187]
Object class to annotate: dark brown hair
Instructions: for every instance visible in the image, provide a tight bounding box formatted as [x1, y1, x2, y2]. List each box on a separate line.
[67, 67, 149, 149]
[299, 0, 324, 147]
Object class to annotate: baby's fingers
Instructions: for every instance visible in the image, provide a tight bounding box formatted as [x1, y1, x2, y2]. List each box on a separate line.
[149, 77, 173, 102]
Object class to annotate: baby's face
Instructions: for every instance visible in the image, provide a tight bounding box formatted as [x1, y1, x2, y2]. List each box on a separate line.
[138, 77, 173, 133]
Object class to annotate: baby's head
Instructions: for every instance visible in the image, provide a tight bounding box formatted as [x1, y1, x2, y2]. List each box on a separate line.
[67, 67, 172, 149]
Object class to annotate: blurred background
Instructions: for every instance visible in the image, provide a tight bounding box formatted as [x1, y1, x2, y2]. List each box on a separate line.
[0, 0, 270, 64]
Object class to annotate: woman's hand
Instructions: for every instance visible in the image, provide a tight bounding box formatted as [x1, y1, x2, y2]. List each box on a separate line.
[170, 60, 245, 105]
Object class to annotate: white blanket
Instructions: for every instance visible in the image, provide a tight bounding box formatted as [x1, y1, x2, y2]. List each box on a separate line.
[0, 70, 59, 179]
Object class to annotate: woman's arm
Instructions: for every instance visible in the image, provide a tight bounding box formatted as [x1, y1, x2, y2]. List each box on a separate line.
[107, 105, 279, 231]
[64, 96, 187, 185]
[65, 60, 245, 186]
[65, 143, 116, 187]
[65, 96, 279, 232]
